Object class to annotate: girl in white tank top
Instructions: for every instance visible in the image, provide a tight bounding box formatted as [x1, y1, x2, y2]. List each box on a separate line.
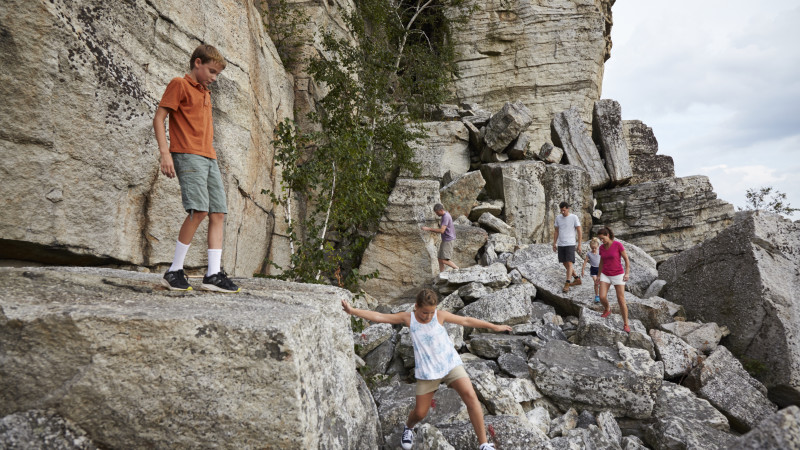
[342, 288, 512, 450]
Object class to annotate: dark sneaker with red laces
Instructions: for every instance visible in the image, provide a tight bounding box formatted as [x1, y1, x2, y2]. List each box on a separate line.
[162, 269, 192, 291]
[201, 271, 240, 293]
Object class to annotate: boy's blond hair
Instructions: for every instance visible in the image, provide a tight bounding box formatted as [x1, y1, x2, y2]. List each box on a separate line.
[190, 44, 227, 70]
[589, 237, 601, 248]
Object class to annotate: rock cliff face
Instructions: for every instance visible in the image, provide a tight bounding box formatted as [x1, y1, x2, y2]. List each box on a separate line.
[0, 267, 379, 449]
[0, 0, 294, 276]
[623, 120, 675, 185]
[594, 176, 735, 262]
[451, 0, 614, 147]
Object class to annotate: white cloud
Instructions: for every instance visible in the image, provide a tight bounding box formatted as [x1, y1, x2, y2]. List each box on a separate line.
[603, 0, 800, 220]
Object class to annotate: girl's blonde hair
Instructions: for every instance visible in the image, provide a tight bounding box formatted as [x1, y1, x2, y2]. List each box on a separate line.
[589, 237, 601, 248]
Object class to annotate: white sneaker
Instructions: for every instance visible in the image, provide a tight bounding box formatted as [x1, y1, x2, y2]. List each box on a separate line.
[479, 443, 495, 450]
[401, 425, 414, 450]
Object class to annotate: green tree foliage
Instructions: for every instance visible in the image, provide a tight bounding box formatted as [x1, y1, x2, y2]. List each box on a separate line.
[742, 186, 799, 216]
[263, 0, 473, 290]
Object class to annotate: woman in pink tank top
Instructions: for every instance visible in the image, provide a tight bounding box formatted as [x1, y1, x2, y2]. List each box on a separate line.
[595, 227, 632, 333]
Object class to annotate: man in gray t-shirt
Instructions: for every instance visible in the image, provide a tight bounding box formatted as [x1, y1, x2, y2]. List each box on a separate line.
[552, 201, 582, 293]
[422, 203, 459, 273]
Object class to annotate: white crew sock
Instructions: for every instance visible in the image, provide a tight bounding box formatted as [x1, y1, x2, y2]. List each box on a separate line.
[168, 241, 191, 272]
[207, 249, 222, 276]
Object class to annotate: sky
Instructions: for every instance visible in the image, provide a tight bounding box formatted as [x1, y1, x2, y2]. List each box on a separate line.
[602, 0, 800, 220]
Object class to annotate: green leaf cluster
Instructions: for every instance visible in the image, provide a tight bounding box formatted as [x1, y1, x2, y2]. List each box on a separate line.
[264, 0, 474, 291]
[741, 186, 799, 217]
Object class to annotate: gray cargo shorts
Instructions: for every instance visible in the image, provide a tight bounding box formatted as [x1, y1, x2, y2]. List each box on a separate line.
[172, 152, 227, 214]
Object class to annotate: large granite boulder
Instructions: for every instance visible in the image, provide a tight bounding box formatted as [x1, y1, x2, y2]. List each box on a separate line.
[507, 243, 681, 329]
[684, 346, 778, 432]
[481, 161, 592, 245]
[439, 170, 486, 220]
[730, 406, 800, 450]
[470, 371, 526, 416]
[0, 410, 97, 450]
[592, 99, 632, 185]
[452, 225, 489, 270]
[483, 101, 533, 153]
[0, 267, 380, 449]
[530, 341, 663, 419]
[359, 179, 441, 302]
[450, 0, 613, 147]
[622, 120, 675, 185]
[551, 107, 610, 189]
[660, 320, 726, 355]
[437, 415, 550, 450]
[576, 309, 654, 358]
[404, 121, 471, 180]
[648, 329, 701, 379]
[594, 175, 735, 262]
[0, 0, 295, 276]
[467, 333, 540, 360]
[644, 382, 735, 450]
[413, 424, 456, 450]
[659, 211, 800, 406]
[458, 284, 535, 327]
[435, 263, 511, 294]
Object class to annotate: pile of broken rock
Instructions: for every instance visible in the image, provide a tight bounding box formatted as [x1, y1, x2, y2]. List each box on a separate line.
[354, 240, 796, 449]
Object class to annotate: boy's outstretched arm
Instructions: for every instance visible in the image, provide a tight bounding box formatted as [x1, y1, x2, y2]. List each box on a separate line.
[341, 299, 409, 326]
[438, 310, 512, 333]
[153, 106, 175, 178]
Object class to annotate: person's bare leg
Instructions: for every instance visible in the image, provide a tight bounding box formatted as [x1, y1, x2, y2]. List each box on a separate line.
[599, 282, 610, 312]
[438, 259, 445, 272]
[442, 259, 459, 270]
[616, 284, 629, 326]
[449, 377, 489, 444]
[207, 212, 225, 249]
[406, 391, 435, 428]
[563, 262, 573, 282]
[177, 211, 208, 245]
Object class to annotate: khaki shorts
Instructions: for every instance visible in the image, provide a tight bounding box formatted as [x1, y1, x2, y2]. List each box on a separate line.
[172, 153, 228, 214]
[438, 239, 455, 261]
[415, 365, 468, 395]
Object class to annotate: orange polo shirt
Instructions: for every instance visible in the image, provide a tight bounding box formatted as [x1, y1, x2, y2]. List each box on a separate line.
[159, 75, 216, 159]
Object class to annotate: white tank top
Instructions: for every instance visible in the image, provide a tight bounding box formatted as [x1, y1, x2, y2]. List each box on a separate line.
[410, 310, 463, 380]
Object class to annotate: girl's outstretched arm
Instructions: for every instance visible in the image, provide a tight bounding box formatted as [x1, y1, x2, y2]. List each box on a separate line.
[341, 299, 409, 326]
[437, 310, 512, 333]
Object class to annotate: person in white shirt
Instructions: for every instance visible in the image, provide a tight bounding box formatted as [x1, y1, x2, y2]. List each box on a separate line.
[552, 201, 582, 293]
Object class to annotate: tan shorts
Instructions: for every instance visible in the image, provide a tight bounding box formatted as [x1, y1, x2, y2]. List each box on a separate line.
[415, 365, 468, 396]
[438, 239, 455, 261]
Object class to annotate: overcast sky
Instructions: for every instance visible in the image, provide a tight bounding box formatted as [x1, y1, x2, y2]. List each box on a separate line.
[602, 0, 800, 220]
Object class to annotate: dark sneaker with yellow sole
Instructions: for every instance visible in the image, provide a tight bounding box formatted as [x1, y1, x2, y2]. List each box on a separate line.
[201, 271, 240, 293]
[162, 269, 192, 291]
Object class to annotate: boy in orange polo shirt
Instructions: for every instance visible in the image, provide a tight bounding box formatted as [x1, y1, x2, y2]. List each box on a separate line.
[153, 44, 240, 293]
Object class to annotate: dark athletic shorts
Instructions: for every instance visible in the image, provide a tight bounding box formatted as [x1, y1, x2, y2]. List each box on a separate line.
[557, 245, 576, 264]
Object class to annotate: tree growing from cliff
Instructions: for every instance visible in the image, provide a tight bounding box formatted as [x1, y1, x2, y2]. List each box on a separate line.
[742, 186, 798, 216]
[264, 0, 473, 289]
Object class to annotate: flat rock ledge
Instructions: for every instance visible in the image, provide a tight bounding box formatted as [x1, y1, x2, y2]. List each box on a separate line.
[0, 267, 379, 449]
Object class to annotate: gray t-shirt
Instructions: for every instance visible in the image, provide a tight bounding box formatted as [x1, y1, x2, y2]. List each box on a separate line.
[554, 213, 581, 247]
